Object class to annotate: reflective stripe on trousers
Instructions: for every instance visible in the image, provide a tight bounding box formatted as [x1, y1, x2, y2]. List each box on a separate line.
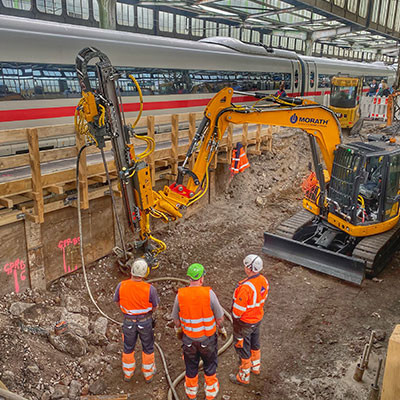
[251, 349, 261, 374]
[122, 351, 136, 378]
[142, 352, 155, 380]
[204, 373, 219, 400]
[237, 358, 251, 384]
[185, 375, 198, 399]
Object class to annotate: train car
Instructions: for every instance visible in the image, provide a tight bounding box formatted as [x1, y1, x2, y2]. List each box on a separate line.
[0, 15, 396, 133]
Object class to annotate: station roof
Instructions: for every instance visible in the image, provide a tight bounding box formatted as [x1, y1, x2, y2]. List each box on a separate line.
[138, 0, 400, 61]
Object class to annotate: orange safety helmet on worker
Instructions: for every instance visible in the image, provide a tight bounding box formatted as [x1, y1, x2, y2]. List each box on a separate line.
[230, 255, 269, 387]
[230, 142, 250, 175]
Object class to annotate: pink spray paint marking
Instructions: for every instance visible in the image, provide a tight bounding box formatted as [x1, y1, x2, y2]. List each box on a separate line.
[58, 237, 80, 273]
[3, 259, 26, 293]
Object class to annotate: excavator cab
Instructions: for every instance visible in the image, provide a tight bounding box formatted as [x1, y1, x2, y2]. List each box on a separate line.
[329, 76, 363, 134]
[328, 142, 400, 226]
[266, 140, 400, 284]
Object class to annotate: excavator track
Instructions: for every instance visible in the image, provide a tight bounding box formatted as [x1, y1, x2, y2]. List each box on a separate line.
[264, 209, 366, 285]
[274, 209, 314, 238]
[264, 208, 400, 284]
[352, 222, 400, 277]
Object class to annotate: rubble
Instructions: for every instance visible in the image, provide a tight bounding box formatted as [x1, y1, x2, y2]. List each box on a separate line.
[48, 332, 88, 357]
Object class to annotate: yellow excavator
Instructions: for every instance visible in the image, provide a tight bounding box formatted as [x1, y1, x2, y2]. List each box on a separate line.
[329, 75, 364, 135]
[76, 48, 400, 285]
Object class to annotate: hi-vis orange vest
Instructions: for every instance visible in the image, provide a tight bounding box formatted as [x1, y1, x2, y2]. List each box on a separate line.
[232, 274, 269, 324]
[178, 286, 216, 339]
[230, 142, 249, 175]
[119, 280, 153, 316]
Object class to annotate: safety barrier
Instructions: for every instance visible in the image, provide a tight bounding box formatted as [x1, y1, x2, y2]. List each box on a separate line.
[360, 96, 389, 120]
[321, 93, 390, 121]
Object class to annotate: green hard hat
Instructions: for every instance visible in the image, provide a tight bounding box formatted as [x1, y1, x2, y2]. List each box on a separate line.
[187, 263, 205, 280]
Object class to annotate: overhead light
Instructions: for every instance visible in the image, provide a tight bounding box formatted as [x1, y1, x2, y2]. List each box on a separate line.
[246, 17, 270, 24]
[198, 4, 237, 16]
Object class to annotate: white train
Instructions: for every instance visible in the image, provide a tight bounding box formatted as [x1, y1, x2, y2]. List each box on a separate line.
[0, 15, 396, 131]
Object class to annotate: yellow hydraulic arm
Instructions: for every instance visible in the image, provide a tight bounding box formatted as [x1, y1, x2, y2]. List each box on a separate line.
[153, 87, 342, 218]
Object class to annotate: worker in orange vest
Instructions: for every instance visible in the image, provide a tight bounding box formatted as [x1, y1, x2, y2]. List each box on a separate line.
[172, 263, 227, 400]
[114, 258, 159, 383]
[230, 255, 269, 386]
[230, 142, 250, 175]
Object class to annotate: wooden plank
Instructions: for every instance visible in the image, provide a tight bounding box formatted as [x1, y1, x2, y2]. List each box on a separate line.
[147, 115, 156, 186]
[382, 324, 400, 400]
[25, 219, 46, 291]
[27, 128, 44, 224]
[155, 160, 170, 167]
[242, 123, 249, 151]
[0, 210, 23, 227]
[0, 197, 13, 208]
[47, 185, 64, 194]
[171, 114, 179, 176]
[0, 124, 75, 145]
[255, 124, 261, 152]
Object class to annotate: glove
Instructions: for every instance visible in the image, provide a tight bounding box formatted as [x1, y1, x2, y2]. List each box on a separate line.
[218, 326, 228, 341]
[175, 326, 183, 340]
[152, 318, 156, 329]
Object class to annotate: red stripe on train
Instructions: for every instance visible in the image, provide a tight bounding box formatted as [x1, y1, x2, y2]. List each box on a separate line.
[0, 96, 256, 123]
[0, 91, 343, 123]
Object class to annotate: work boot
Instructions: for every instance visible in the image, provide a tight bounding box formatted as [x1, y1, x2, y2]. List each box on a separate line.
[230, 358, 251, 386]
[229, 373, 247, 386]
[184, 374, 198, 400]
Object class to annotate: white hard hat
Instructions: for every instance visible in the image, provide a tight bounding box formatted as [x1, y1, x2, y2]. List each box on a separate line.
[243, 254, 263, 272]
[130, 258, 149, 278]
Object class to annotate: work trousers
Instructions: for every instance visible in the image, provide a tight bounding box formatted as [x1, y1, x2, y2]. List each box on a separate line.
[233, 319, 261, 360]
[122, 317, 154, 354]
[183, 334, 218, 378]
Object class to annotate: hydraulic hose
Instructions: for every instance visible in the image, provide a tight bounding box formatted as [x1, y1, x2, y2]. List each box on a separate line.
[76, 150, 233, 399]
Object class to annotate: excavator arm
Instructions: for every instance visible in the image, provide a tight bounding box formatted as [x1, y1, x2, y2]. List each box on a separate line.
[154, 87, 342, 217]
[74, 47, 342, 273]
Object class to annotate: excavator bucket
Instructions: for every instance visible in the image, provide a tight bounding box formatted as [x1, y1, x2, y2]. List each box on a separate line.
[262, 232, 366, 285]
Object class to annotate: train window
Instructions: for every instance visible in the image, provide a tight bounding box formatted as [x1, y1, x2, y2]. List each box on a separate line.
[263, 35, 271, 46]
[359, 0, 368, 18]
[36, 0, 62, 15]
[310, 72, 315, 88]
[242, 29, 251, 42]
[219, 24, 229, 36]
[92, 0, 99, 21]
[66, 0, 89, 19]
[252, 31, 260, 43]
[294, 70, 299, 89]
[192, 18, 204, 37]
[117, 3, 135, 27]
[1, 0, 31, 9]
[176, 15, 188, 34]
[0, 62, 291, 100]
[159, 11, 173, 32]
[231, 27, 240, 39]
[318, 74, 334, 88]
[206, 21, 217, 37]
[137, 6, 153, 30]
